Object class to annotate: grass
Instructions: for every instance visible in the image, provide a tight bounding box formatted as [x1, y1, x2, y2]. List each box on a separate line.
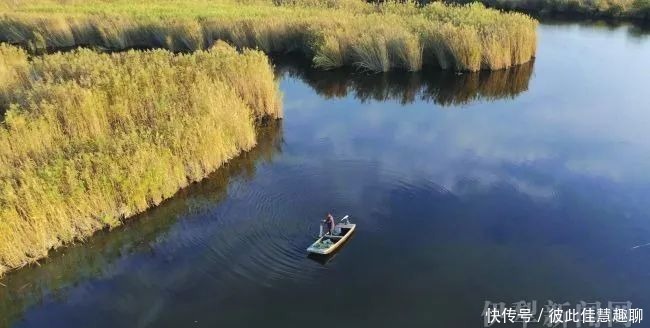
[0, 0, 538, 72]
[0, 42, 281, 275]
[447, 0, 650, 20]
[0, 120, 282, 327]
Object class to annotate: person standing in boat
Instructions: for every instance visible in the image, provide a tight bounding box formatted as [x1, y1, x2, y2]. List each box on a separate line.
[323, 213, 335, 235]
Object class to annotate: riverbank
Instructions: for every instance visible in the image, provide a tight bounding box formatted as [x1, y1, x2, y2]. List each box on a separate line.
[0, 0, 538, 72]
[0, 120, 283, 327]
[0, 42, 281, 276]
[447, 0, 650, 21]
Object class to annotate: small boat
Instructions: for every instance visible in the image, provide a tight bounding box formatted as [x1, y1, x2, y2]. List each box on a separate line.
[306, 215, 356, 255]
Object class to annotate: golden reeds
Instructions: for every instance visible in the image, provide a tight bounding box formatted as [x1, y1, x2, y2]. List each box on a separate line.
[0, 119, 283, 328]
[0, 42, 281, 275]
[0, 0, 538, 72]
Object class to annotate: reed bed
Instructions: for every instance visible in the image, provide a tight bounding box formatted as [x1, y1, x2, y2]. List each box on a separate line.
[0, 42, 281, 275]
[0, 0, 538, 71]
[0, 120, 282, 327]
[448, 0, 650, 20]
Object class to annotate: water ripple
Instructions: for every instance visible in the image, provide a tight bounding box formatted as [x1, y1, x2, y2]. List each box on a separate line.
[152, 160, 455, 290]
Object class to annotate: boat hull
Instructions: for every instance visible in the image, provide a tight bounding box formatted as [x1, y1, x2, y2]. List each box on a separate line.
[306, 223, 356, 255]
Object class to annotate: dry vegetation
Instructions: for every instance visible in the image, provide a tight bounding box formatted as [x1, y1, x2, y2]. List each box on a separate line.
[0, 0, 538, 276]
[0, 120, 283, 327]
[0, 42, 281, 275]
[447, 0, 650, 20]
[0, 0, 538, 71]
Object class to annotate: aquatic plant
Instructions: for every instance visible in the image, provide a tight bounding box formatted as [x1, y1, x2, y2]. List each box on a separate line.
[0, 120, 282, 328]
[0, 42, 281, 275]
[0, 0, 538, 72]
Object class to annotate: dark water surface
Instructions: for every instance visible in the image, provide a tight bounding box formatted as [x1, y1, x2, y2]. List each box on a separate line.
[2, 23, 650, 328]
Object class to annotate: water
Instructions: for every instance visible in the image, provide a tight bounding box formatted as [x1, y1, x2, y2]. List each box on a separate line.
[2, 22, 650, 328]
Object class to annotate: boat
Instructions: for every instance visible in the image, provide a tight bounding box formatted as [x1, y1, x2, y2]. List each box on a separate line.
[306, 215, 356, 255]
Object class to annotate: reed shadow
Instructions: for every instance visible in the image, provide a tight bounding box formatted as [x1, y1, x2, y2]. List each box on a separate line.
[272, 53, 535, 107]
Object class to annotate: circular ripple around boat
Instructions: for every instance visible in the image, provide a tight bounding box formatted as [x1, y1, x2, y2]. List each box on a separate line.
[199, 170, 330, 289]
[167, 160, 454, 290]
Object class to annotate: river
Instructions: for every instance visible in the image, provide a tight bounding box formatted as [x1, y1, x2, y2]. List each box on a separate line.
[1, 22, 649, 328]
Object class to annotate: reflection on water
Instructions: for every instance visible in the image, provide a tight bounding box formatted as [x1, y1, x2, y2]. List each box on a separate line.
[274, 55, 534, 106]
[0, 121, 283, 328]
[1, 22, 650, 328]
[539, 17, 650, 38]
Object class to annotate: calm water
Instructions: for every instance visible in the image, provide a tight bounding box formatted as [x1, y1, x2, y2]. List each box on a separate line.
[1, 22, 650, 328]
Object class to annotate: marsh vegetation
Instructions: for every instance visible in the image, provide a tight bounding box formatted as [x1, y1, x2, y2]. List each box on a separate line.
[0, 42, 281, 275]
[0, 0, 540, 278]
[0, 0, 538, 71]
[0, 21, 649, 328]
[0, 120, 283, 328]
[447, 0, 650, 20]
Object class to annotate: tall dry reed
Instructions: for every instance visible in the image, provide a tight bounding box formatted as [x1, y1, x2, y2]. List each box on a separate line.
[0, 0, 538, 72]
[0, 119, 283, 328]
[0, 42, 281, 275]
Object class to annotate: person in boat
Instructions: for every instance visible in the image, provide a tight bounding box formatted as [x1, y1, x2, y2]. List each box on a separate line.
[323, 213, 335, 235]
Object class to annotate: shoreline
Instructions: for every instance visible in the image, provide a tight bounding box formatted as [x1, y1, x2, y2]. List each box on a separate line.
[0, 42, 282, 276]
[0, 0, 538, 72]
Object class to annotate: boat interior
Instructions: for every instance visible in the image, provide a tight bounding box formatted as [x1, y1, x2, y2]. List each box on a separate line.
[326, 227, 352, 240]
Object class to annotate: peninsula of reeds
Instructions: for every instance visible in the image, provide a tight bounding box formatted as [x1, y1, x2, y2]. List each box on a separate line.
[0, 42, 281, 275]
[0, 0, 538, 72]
[0, 120, 283, 327]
